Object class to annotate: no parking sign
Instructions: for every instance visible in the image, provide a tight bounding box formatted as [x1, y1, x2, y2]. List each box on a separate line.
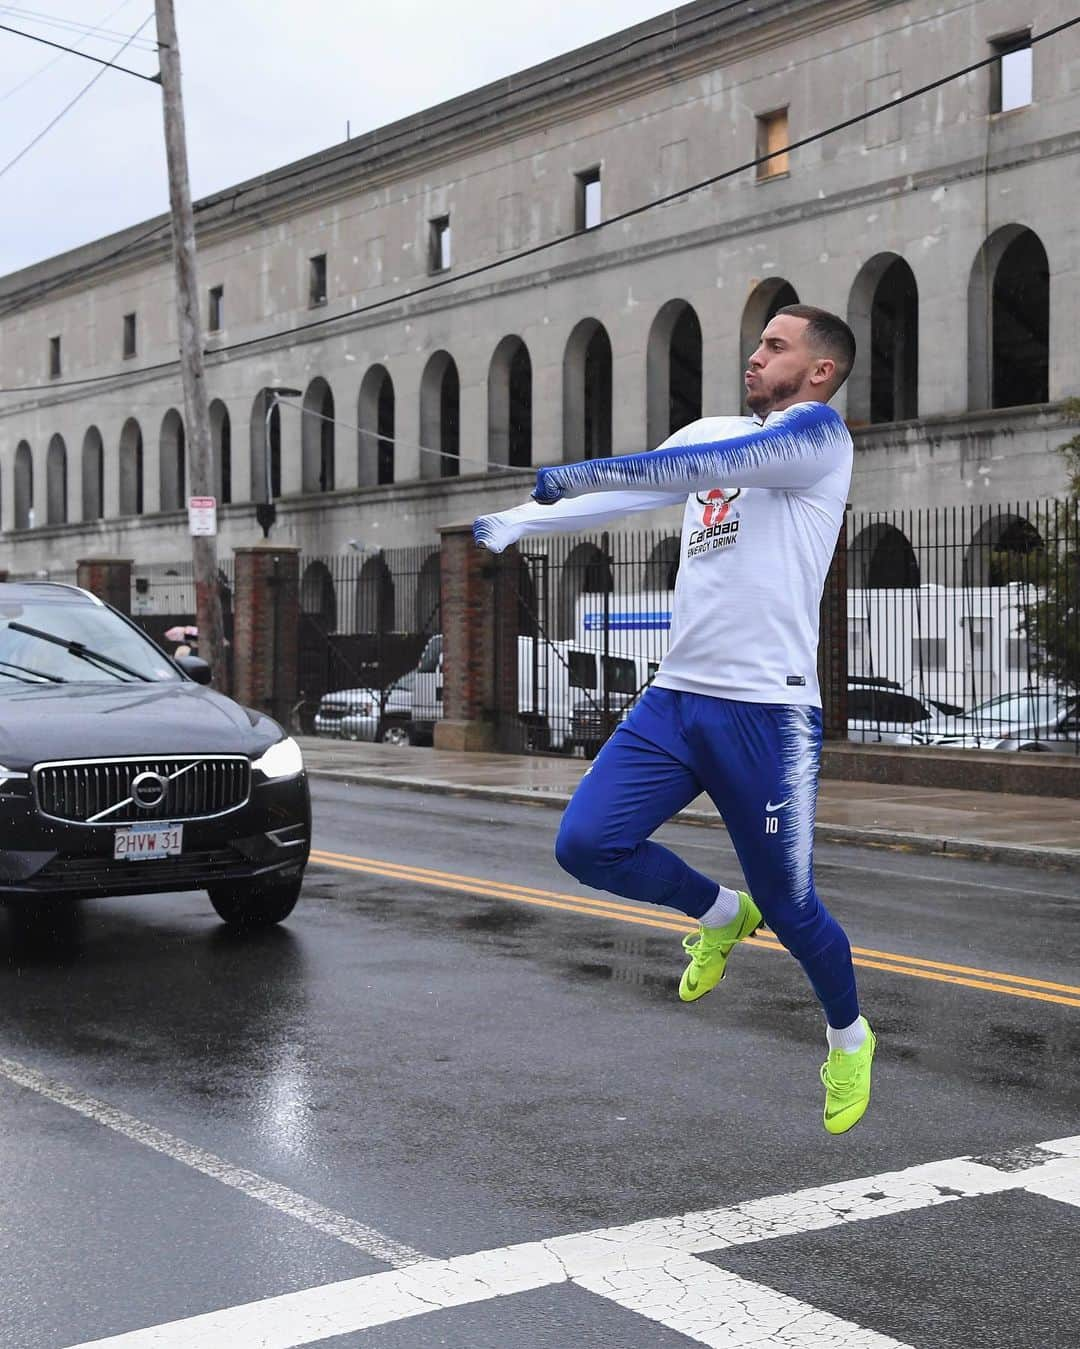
[187, 496, 217, 536]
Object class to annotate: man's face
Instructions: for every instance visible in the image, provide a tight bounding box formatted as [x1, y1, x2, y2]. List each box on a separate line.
[744, 314, 832, 417]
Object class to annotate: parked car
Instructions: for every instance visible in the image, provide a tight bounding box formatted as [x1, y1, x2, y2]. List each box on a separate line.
[314, 674, 415, 744]
[846, 677, 953, 744]
[925, 686, 1080, 752]
[0, 582, 310, 927]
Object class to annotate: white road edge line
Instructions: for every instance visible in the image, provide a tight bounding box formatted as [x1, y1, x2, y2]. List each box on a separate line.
[64, 1137, 1080, 1349]
[0, 1055, 425, 1269]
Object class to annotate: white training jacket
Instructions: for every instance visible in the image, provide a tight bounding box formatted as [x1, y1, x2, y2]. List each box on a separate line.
[473, 401, 853, 707]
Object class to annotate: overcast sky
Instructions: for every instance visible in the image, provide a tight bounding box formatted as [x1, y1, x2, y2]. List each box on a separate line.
[0, 1, 681, 277]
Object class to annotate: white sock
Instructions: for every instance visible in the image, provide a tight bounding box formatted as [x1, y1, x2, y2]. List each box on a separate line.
[827, 1016, 867, 1054]
[698, 885, 741, 929]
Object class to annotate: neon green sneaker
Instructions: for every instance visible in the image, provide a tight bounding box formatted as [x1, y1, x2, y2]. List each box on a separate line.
[678, 891, 762, 1002]
[820, 1018, 876, 1135]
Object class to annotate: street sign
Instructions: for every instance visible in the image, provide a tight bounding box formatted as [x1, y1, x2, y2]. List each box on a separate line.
[188, 496, 217, 536]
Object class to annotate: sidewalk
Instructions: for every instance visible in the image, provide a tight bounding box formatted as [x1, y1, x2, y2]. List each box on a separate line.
[299, 738, 1080, 874]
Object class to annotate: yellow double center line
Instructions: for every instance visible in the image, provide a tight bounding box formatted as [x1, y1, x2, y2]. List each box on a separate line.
[310, 848, 1080, 1010]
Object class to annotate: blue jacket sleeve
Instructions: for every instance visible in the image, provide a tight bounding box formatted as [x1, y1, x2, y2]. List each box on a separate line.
[531, 403, 850, 504]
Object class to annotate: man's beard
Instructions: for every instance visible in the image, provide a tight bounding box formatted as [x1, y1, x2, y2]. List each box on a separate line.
[746, 375, 801, 417]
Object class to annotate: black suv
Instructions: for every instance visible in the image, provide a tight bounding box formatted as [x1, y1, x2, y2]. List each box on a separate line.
[0, 582, 309, 927]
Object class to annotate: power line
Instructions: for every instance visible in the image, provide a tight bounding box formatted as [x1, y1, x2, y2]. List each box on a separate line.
[0, 13, 157, 182]
[0, 0, 143, 104]
[0, 3, 158, 49]
[0, 18, 160, 80]
[0, 13, 1076, 396]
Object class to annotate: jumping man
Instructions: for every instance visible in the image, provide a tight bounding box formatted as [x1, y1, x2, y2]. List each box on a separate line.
[473, 305, 874, 1134]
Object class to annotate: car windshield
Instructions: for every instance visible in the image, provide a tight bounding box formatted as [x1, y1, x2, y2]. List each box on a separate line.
[0, 599, 181, 685]
[965, 690, 1060, 727]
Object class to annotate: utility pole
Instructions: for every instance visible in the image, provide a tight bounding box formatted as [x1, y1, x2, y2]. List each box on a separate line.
[154, 0, 228, 689]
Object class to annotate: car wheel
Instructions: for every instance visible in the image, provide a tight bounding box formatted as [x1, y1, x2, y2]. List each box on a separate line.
[378, 720, 412, 746]
[208, 875, 302, 929]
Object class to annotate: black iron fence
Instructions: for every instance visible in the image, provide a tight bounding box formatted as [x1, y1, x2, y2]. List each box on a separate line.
[296, 547, 440, 735]
[130, 559, 236, 687]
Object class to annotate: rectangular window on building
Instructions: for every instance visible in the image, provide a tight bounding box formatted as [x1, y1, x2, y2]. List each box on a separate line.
[208, 285, 224, 332]
[756, 109, 789, 179]
[429, 216, 451, 272]
[990, 32, 1032, 112]
[48, 335, 61, 379]
[122, 312, 137, 358]
[575, 168, 602, 230]
[309, 253, 327, 306]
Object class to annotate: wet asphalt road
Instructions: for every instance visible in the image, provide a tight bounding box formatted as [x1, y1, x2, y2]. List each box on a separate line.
[1, 777, 1078, 1349]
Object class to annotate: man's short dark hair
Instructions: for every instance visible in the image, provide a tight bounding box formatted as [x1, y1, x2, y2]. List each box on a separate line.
[775, 304, 856, 388]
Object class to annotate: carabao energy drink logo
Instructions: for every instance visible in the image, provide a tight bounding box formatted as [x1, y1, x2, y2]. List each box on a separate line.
[687, 488, 742, 557]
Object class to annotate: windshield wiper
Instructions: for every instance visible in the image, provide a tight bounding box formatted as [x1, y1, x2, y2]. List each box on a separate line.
[0, 658, 66, 684]
[7, 622, 151, 682]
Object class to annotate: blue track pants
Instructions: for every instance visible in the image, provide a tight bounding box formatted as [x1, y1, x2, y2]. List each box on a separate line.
[555, 686, 859, 1028]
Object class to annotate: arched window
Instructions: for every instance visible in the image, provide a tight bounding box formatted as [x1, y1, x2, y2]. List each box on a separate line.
[563, 319, 612, 461]
[415, 551, 441, 636]
[209, 399, 231, 505]
[300, 561, 337, 630]
[420, 351, 460, 480]
[848, 255, 919, 424]
[643, 535, 681, 591]
[488, 336, 533, 468]
[250, 389, 283, 502]
[646, 301, 702, 447]
[557, 540, 614, 638]
[119, 418, 143, 516]
[302, 377, 335, 492]
[159, 408, 185, 512]
[740, 278, 798, 398]
[356, 553, 395, 633]
[358, 365, 395, 487]
[81, 426, 104, 521]
[849, 522, 920, 588]
[965, 512, 1044, 587]
[14, 441, 33, 529]
[46, 434, 68, 524]
[969, 226, 1050, 409]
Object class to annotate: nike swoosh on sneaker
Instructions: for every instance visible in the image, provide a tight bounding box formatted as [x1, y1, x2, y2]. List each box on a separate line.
[685, 973, 698, 991]
[765, 798, 791, 812]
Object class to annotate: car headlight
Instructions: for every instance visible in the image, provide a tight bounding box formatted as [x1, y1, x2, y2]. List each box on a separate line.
[0, 765, 28, 790]
[252, 736, 304, 780]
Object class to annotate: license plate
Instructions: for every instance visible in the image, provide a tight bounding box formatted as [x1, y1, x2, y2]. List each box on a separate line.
[114, 823, 183, 861]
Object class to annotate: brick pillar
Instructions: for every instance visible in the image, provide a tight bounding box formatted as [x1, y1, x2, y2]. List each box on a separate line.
[77, 557, 132, 614]
[818, 507, 849, 740]
[434, 524, 519, 752]
[233, 544, 300, 730]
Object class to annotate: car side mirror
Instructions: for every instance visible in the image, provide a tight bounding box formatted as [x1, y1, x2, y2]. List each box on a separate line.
[176, 655, 212, 685]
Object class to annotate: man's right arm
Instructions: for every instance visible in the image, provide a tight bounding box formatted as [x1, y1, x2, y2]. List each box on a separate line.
[474, 488, 685, 554]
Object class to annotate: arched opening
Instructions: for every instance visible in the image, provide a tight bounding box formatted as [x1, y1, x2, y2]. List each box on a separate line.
[849, 523, 920, 588]
[356, 554, 395, 633]
[646, 301, 702, 447]
[557, 541, 614, 639]
[302, 377, 335, 493]
[643, 535, 681, 591]
[249, 389, 283, 503]
[488, 336, 533, 468]
[358, 365, 395, 487]
[847, 255, 919, 424]
[415, 552, 441, 637]
[514, 557, 539, 640]
[740, 278, 799, 399]
[14, 441, 33, 529]
[563, 319, 613, 461]
[969, 226, 1050, 409]
[965, 512, 1045, 587]
[118, 419, 144, 516]
[159, 408, 185, 512]
[81, 426, 104, 521]
[300, 561, 337, 631]
[46, 434, 68, 524]
[420, 351, 460, 480]
[209, 399, 231, 505]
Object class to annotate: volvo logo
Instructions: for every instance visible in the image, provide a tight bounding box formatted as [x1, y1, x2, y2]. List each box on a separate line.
[131, 771, 167, 810]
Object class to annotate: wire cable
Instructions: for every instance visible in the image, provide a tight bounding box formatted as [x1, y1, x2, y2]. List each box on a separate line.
[1, 14, 1076, 394]
[0, 17, 159, 80]
[0, 3, 157, 49]
[0, 13, 157, 182]
[0, 0, 142, 104]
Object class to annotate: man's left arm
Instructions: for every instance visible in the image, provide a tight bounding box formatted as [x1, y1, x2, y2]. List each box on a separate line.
[532, 403, 850, 504]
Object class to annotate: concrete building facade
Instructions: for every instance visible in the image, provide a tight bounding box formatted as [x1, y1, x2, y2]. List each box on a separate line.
[0, 0, 1075, 582]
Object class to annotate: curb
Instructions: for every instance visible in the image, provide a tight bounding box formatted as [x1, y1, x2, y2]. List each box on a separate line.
[306, 767, 1080, 874]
